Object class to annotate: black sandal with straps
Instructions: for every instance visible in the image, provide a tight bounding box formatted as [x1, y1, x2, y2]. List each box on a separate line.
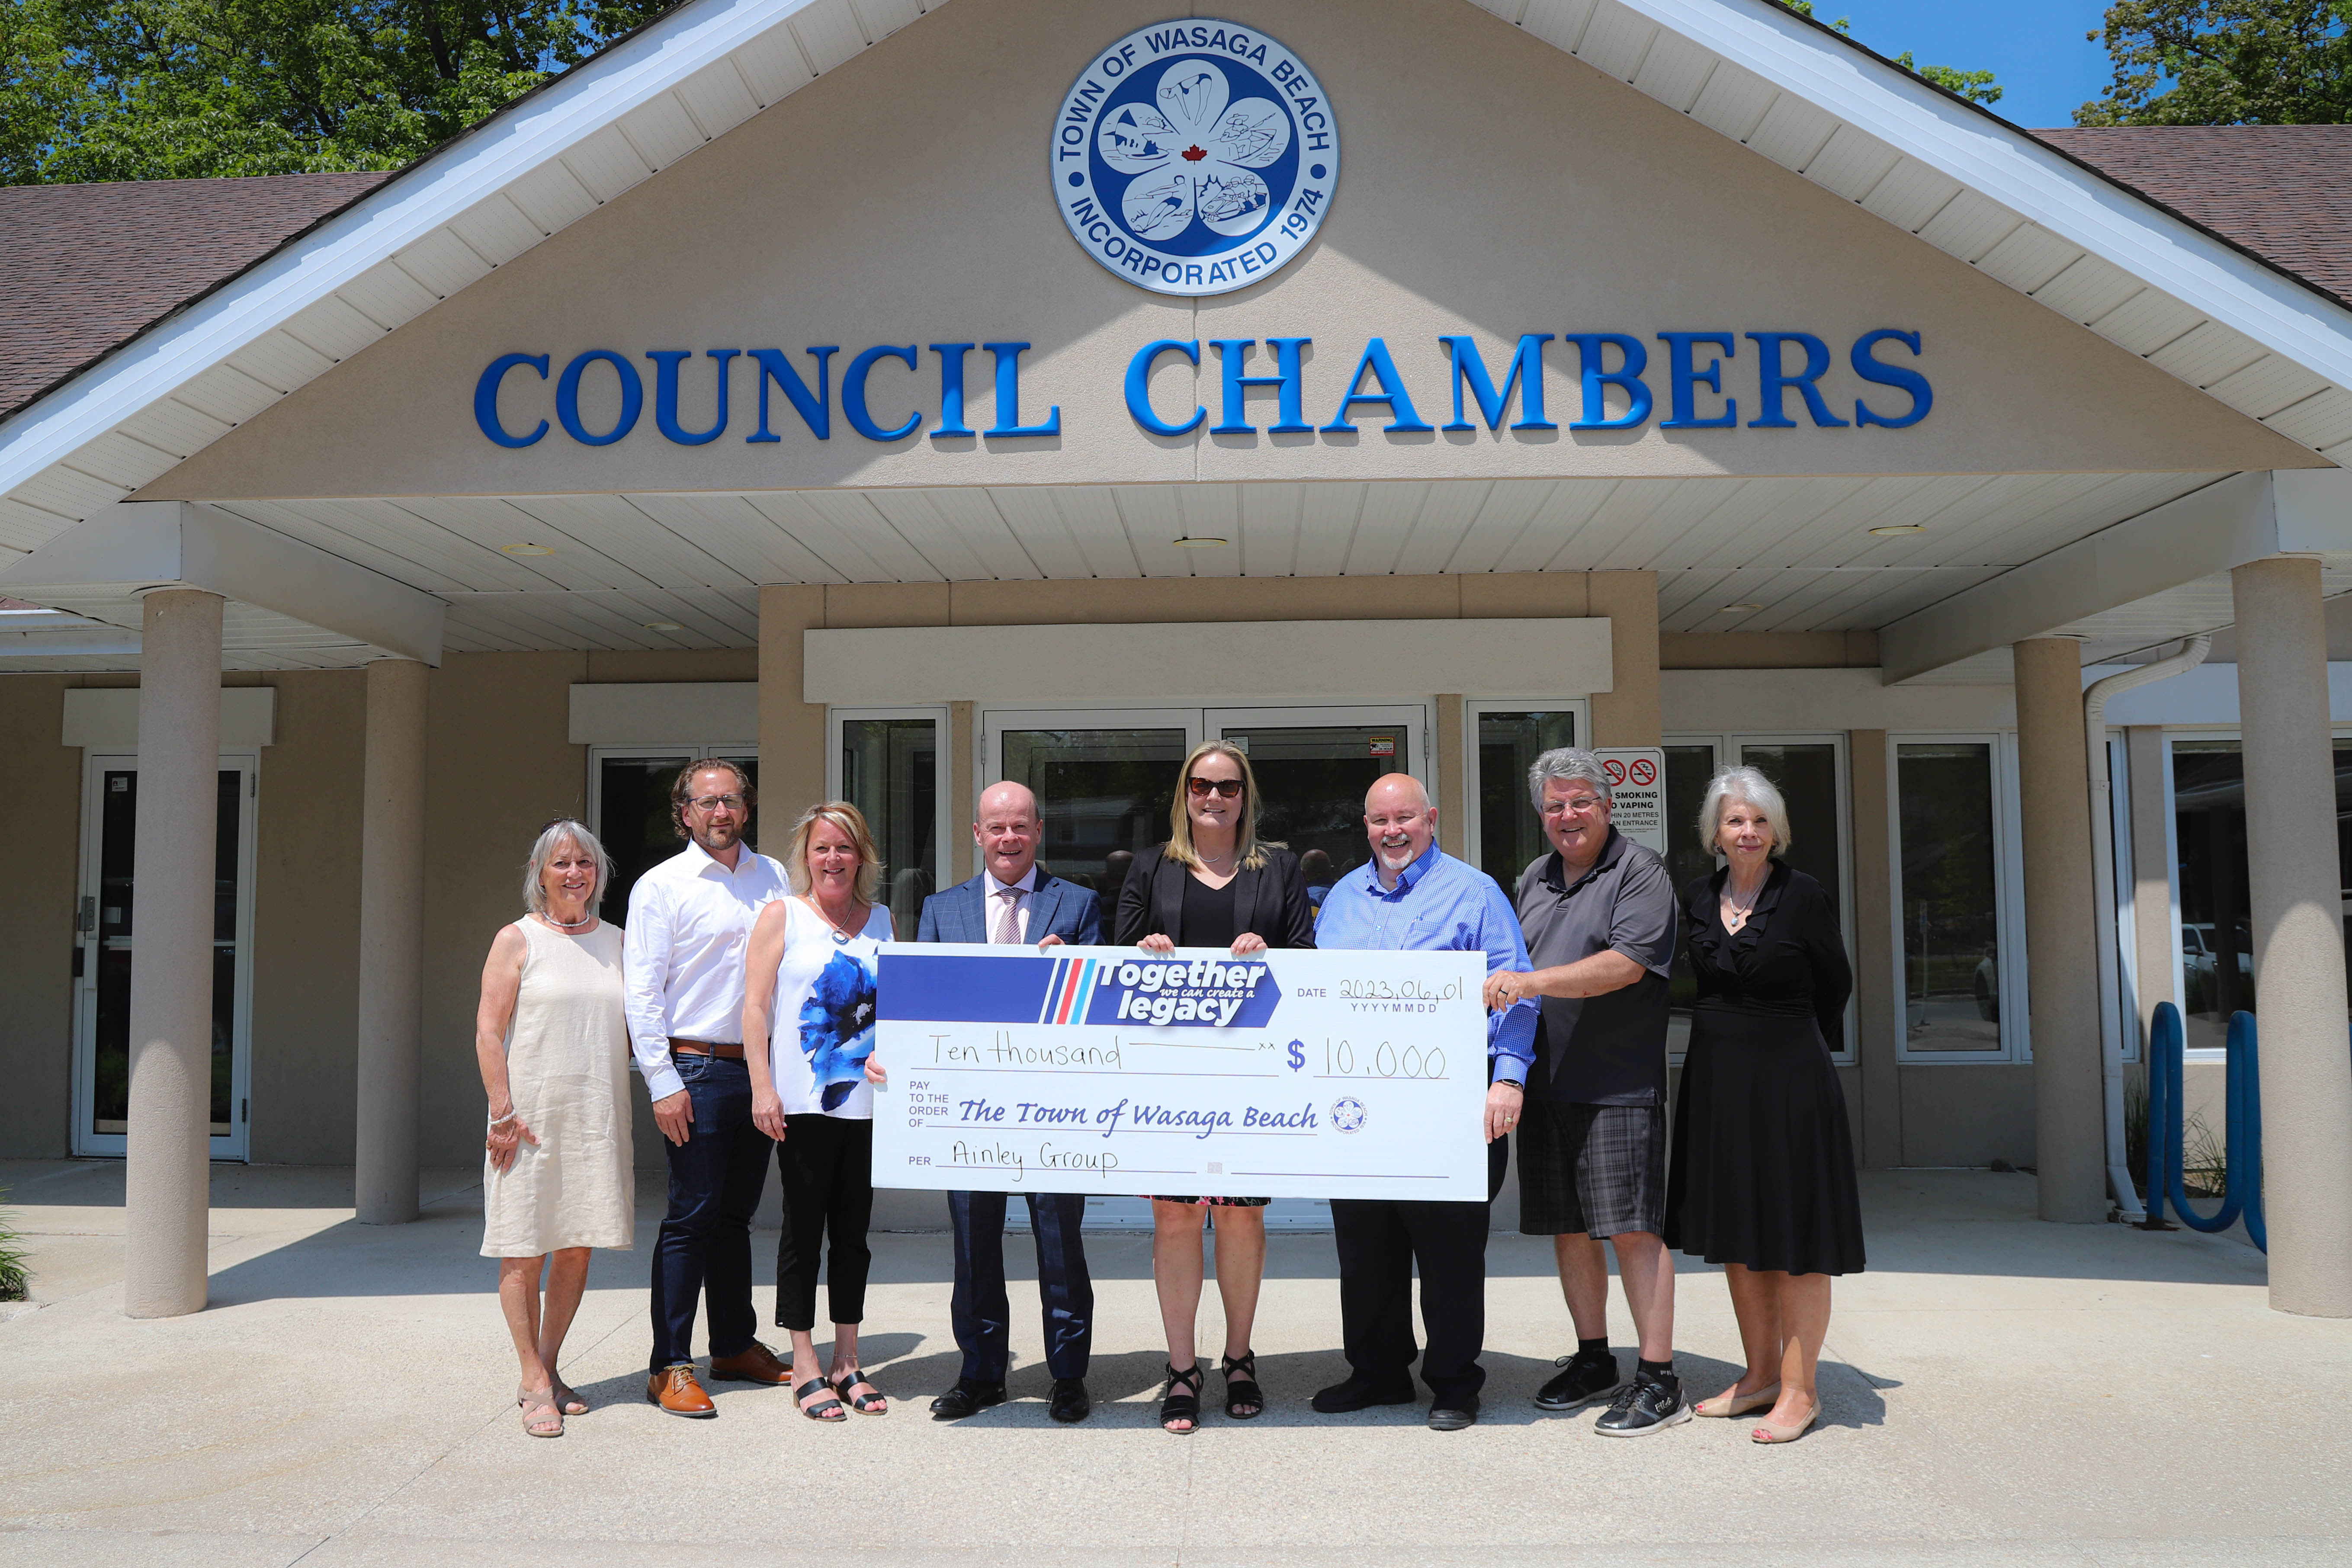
[795, 1376, 845, 1421]
[1220, 1350, 1264, 1420]
[1159, 1361, 1204, 1434]
[832, 1368, 889, 1415]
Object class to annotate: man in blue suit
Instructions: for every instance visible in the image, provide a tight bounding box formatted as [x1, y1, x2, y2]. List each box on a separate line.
[916, 780, 1104, 1424]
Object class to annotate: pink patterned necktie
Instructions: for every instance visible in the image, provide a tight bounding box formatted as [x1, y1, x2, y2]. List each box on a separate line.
[991, 887, 1022, 945]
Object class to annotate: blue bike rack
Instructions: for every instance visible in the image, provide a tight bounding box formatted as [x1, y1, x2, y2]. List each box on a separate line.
[2143, 1000, 2266, 1252]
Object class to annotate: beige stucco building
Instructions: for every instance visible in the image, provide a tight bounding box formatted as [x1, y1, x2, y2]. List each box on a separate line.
[5, 0, 2351, 1315]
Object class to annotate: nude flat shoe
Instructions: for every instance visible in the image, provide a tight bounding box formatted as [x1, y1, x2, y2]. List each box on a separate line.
[1694, 1382, 1779, 1417]
[1751, 1400, 1818, 1444]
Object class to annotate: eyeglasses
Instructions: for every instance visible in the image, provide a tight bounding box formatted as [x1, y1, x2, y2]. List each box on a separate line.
[1187, 777, 1245, 799]
[1540, 795, 1606, 817]
[688, 793, 747, 812]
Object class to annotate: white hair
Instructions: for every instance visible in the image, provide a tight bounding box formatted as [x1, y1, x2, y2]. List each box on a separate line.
[523, 818, 613, 914]
[1527, 746, 1611, 811]
[1699, 766, 1791, 857]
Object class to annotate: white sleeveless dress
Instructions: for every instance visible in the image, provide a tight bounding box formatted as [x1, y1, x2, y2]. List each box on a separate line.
[480, 918, 636, 1257]
[767, 898, 893, 1119]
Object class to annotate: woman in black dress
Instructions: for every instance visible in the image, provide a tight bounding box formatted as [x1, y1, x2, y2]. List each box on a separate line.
[1664, 765, 1864, 1445]
[1115, 738, 1316, 1433]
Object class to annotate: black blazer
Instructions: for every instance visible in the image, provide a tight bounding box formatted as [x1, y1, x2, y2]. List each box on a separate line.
[1113, 843, 1318, 950]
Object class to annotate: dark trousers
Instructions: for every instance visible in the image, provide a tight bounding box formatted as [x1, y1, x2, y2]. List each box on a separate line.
[1328, 1138, 1508, 1407]
[947, 1190, 1093, 1382]
[647, 1054, 770, 1372]
[774, 1114, 874, 1331]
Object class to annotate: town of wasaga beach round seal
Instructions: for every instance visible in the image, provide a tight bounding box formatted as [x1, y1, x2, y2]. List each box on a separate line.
[1052, 19, 1339, 296]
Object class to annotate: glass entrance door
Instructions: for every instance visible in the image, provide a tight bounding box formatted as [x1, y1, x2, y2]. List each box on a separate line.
[72, 753, 257, 1160]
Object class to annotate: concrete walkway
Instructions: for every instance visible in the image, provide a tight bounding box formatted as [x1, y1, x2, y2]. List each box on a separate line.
[0, 1161, 2343, 1567]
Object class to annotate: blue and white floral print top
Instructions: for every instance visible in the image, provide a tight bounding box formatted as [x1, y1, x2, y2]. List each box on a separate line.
[766, 895, 892, 1119]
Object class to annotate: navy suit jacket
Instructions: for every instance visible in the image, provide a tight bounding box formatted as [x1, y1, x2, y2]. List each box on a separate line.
[917, 869, 1104, 946]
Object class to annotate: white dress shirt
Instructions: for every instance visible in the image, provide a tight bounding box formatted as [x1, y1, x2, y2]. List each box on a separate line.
[622, 839, 789, 1100]
[982, 864, 1040, 943]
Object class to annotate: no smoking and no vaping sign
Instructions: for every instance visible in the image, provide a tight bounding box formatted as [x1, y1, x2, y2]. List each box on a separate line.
[1595, 748, 1665, 855]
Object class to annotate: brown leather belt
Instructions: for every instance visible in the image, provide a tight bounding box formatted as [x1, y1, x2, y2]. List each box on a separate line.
[670, 1039, 745, 1059]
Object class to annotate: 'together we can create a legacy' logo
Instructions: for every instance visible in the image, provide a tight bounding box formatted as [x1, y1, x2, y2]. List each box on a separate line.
[1053, 20, 1339, 296]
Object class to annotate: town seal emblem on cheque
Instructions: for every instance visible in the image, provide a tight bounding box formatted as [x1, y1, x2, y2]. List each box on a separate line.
[1052, 19, 1339, 296]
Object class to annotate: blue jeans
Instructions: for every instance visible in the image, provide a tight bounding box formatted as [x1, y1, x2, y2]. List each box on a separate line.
[947, 1190, 1093, 1383]
[647, 1054, 770, 1373]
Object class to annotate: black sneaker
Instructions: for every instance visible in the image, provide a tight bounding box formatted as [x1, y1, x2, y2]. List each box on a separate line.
[1593, 1370, 1691, 1437]
[1533, 1350, 1621, 1411]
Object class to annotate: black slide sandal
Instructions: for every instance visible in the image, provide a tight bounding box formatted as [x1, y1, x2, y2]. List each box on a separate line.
[1220, 1350, 1264, 1420]
[832, 1368, 888, 1415]
[1159, 1362, 1204, 1434]
[795, 1376, 845, 1421]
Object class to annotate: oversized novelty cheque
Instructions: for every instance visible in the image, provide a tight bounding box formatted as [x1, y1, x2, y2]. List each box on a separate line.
[871, 944, 1490, 1201]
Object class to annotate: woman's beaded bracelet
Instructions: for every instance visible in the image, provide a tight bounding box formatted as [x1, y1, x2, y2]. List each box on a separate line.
[487, 1110, 520, 1132]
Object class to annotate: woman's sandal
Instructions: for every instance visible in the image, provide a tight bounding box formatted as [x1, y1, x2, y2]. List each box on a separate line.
[795, 1376, 846, 1422]
[1752, 1398, 1819, 1444]
[1694, 1381, 1779, 1418]
[550, 1378, 587, 1416]
[1220, 1350, 1264, 1420]
[831, 1368, 889, 1415]
[517, 1385, 564, 1438]
[1159, 1362, 1205, 1434]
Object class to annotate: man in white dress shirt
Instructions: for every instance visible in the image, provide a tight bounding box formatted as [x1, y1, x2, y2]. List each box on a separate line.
[623, 760, 795, 1416]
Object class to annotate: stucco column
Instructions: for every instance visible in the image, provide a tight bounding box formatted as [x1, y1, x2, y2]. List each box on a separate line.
[1588, 571, 1660, 747]
[1848, 730, 1902, 1167]
[2125, 726, 2176, 1041]
[757, 585, 827, 856]
[354, 658, 427, 1225]
[2014, 637, 2106, 1222]
[123, 589, 223, 1318]
[2231, 557, 2352, 1316]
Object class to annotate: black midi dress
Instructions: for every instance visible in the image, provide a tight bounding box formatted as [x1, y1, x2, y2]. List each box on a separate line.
[1663, 862, 1867, 1276]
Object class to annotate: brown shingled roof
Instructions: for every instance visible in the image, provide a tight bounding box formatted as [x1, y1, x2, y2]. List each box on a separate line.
[2033, 125, 2352, 306]
[0, 171, 392, 423]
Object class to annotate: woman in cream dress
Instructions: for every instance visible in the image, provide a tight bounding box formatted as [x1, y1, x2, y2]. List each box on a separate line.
[477, 818, 634, 1437]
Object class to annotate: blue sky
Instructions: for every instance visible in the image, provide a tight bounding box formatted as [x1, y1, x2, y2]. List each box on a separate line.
[1809, 1, 2118, 128]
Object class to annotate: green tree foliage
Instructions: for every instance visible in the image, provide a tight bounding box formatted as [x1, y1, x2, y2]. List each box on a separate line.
[0, 0, 678, 184]
[1783, 1, 2004, 106]
[2076, 0, 2352, 124]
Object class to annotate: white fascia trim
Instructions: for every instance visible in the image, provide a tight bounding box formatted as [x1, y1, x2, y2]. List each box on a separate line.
[0, 0, 848, 499]
[1589, 0, 2352, 385]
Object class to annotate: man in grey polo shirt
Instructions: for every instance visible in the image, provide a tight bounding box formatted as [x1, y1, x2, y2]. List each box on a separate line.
[1483, 746, 1684, 1437]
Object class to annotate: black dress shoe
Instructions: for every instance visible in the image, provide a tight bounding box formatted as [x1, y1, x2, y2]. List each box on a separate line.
[929, 1378, 1007, 1420]
[1048, 1377, 1092, 1424]
[1310, 1372, 1418, 1414]
[1428, 1400, 1479, 1432]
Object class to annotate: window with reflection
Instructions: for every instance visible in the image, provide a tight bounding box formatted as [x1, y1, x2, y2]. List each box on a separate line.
[841, 718, 938, 939]
[1476, 710, 1578, 880]
[1896, 743, 2002, 1053]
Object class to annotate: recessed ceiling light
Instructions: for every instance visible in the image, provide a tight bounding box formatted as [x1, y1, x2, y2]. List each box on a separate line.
[1868, 524, 1926, 536]
[501, 542, 554, 555]
[1173, 536, 1229, 548]
[642, 621, 683, 632]
[1722, 602, 1764, 612]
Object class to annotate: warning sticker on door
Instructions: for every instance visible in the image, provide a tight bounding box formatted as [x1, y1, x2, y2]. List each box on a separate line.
[1368, 735, 1395, 757]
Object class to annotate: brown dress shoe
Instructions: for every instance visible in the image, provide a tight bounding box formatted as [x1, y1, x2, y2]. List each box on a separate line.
[646, 1365, 717, 1417]
[708, 1340, 793, 1385]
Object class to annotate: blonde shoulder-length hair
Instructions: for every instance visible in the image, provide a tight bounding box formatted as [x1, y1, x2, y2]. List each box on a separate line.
[783, 800, 886, 904]
[1166, 738, 1279, 872]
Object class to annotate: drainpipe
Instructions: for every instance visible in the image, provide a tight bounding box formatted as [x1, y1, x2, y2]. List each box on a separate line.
[2085, 634, 2211, 1223]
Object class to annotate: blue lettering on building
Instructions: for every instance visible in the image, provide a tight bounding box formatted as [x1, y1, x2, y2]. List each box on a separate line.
[473, 330, 1931, 449]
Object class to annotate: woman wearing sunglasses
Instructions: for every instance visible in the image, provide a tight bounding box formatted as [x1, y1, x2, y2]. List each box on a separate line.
[1113, 738, 1316, 1434]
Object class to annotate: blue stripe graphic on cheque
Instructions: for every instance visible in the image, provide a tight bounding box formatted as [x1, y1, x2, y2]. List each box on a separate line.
[879, 952, 1284, 1029]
